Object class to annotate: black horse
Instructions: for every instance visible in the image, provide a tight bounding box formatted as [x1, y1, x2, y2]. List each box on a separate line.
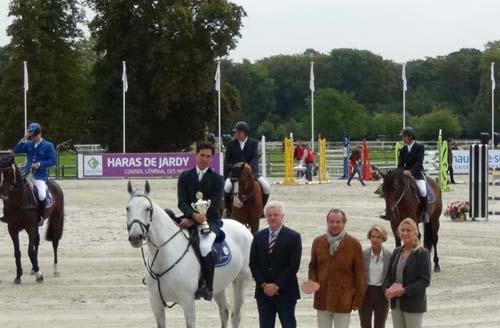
[0, 154, 64, 284]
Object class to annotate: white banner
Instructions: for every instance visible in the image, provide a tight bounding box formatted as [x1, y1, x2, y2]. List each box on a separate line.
[449, 149, 500, 174]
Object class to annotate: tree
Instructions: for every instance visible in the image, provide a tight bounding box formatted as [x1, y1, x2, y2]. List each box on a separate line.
[0, 0, 86, 147]
[87, 0, 246, 151]
[413, 108, 462, 140]
[312, 88, 368, 140]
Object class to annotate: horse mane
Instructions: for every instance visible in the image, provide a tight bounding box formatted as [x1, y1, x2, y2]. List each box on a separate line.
[382, 168, 405, 194]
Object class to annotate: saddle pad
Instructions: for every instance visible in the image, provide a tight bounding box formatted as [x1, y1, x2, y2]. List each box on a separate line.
[32, 186, 53, 208]
[426, 184, 435, 204]
[212, 240, 231, 268]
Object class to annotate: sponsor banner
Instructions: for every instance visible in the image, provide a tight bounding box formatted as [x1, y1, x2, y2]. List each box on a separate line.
[80, 153, 220, 178]
[450, 150, 500, 174]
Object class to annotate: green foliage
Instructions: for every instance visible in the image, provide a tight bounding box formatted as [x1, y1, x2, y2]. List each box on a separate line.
[413, 108, 462, 140]
[312, 88, 368, 140]
[367, 112, 403, 140]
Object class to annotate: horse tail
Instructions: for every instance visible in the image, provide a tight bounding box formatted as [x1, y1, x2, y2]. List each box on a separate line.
[46, 182, 65, 241]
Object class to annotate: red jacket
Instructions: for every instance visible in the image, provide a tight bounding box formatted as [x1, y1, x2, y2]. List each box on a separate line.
[294, 145, 304, 161]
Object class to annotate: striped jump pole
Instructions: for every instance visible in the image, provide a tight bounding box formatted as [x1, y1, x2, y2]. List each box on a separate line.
[469, 144, 488, 220]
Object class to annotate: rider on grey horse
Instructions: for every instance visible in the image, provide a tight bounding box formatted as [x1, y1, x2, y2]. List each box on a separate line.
[177, 141, 224, 301]
[398, 127, 430, 223]
[223, 121, 270, 216]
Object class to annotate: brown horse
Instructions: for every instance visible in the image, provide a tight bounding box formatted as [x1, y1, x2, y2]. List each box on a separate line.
[0, 155, 64, 284]
[226, 162, 263, 234]
[382, 168, 442, 272]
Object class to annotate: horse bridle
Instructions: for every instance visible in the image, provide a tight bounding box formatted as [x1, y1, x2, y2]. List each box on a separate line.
[388, 176, 420, 222]
[0, 164, 17, 199]
[231, 164, 255, 204]
[127, 192, 190, 308]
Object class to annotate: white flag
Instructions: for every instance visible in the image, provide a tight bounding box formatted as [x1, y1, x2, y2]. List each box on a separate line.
[214, 61, 221, 92]
[310, 62, 315, 92]
[23, 61, 29, 92]
[492, 62, 496, 91]
[402, 63, 407, 91]
[122, 61, 128, 93]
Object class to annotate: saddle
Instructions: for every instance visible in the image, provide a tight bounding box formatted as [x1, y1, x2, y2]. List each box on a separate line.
[164, 209, 232, 268]
[409, 180, 435, 205]
[26, 179, 56, 220]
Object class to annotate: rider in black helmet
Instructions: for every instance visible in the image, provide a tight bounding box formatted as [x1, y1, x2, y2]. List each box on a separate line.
[223, 122, 270, 216]
[398, 127, 429, 223]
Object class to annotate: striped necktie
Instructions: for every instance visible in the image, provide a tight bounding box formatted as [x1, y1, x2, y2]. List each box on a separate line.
[268, 231, 277, 254]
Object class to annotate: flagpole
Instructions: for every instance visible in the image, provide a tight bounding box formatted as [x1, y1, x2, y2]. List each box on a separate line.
[122, 61, 126, 153]
[23, 61, 28, 132]
[310, 61, 315, 151]
[216, 60, 223, 174]
[402, 63, 406, 129]
[492, 62, 495, 150]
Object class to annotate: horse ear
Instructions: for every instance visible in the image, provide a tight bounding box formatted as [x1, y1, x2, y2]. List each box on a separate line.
[145, 180, 151, 195]
[127, 181, 134, 195]
[240, 162, 245, 169]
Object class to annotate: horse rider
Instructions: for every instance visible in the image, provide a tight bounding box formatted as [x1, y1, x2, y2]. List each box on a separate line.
[177, 141, 224, 301]
[13, 122, 56, 226]
[398, 127, 429, 223]
[223, 121, 270, 216]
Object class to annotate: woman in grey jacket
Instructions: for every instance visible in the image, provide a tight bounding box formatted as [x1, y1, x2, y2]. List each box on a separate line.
[359, 225, 392, 328]
[384, 218, 431, 328]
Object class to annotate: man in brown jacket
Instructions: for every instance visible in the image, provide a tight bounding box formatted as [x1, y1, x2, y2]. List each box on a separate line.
[308, 208, 365, 328]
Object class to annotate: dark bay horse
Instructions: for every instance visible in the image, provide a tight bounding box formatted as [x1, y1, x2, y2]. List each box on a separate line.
[0, 155, 64, 284]
[227, 162, 263, 234]
[382, 168, 442, 272]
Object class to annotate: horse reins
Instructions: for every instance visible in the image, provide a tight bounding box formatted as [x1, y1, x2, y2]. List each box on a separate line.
[390, 176, 421, 223]
[128, 193, 191, 308]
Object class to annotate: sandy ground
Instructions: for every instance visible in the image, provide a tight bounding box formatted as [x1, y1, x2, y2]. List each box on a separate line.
[0, 177, 499, 328]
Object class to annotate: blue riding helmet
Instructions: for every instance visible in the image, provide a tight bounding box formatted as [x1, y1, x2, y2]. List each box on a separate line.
[28, 122, 42, 136]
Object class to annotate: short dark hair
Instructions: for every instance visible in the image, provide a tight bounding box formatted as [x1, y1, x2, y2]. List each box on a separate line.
[326, 208, 347, 223]
[196, 141, 215, 155]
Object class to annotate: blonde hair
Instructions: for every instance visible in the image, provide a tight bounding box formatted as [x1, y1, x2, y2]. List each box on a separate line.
[367, 224, 388, 242]
[398, 218, 422, 251]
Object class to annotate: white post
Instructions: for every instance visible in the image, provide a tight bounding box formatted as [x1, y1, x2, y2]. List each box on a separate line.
[492, 62, 495, 150]
[402, 62, 407, 129]
[122, 61, 127, 153]
[310, 61, 315, 151]
[217, 60, 223, 174]
[261, 135, 267, 178]
[122, 77, 126, 154]
[23, 61, 28, 132]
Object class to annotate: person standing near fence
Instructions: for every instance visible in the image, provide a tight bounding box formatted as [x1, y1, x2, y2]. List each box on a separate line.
[301, 144, 315, 182]
[307, 208, 365, 328]
[250, 201, 302, 328]
[347, 146, 365, 186]
[359, 225, 392, 328]
[447, 138, 457, 184]
[294, 141, 305, 179]
[384, 218, 431, 328]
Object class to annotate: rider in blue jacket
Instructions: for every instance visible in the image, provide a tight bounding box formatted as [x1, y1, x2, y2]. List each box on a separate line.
[14, 123, 56, 224]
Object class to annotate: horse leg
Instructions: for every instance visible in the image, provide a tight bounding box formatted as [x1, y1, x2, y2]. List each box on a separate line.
[180, 300, 196, 328]
[27, 228, 43, 283]
[423, 222, 433, 252]
[8, 226, 23, 284]
[231, 271, 250, 328]
[213, 291, 229, 328]
[432, 231, 441, 273]
[149, 292, 166, 328]
[53, 239, 61, 277]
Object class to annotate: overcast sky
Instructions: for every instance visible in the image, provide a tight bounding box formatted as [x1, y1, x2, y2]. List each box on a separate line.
[1, 0, 499, 63]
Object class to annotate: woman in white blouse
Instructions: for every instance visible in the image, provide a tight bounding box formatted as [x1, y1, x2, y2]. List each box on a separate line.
[359, 225, 392, 328]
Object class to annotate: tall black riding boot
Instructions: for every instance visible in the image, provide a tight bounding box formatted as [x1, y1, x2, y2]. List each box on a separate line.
[223, 192, 232, 218]
[420, 196, 429, 223]
[195, 253, 214, 301]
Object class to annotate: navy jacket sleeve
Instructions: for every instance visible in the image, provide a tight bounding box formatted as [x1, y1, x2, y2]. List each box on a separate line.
[249, 141, 260, 176]
[207, 173, 223, 220]
[275, 231, 302, 289]
[177, 171, 195, 219]
[409, 144, 425, 177]
[404, 249, 431, 297]
[249, 234, 266, 286]
[14, 140, 29, 154]
[224, 144, 232, 179]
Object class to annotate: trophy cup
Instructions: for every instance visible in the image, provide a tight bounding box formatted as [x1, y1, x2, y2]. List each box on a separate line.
[191, 192, 211, 235]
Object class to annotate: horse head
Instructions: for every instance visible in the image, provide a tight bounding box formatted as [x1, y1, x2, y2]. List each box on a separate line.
[230, 162, 255, 203]
[126, 180, 154, 248]
[0, 153, 20, 201]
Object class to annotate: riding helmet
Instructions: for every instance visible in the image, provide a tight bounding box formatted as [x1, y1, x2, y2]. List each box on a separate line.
[400, 127, 416, 139]
[28, 122, 42, 136]
[234, 121, 250, 135]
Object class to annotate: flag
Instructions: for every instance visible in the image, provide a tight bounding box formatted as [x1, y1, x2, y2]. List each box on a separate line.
[492, 62, 496, 91]
[402, 63, 407, 91]
[23, 61, 29, 92]
[122, 61, 128, 93]
[215, 61, 221, 92]
[310, 62, 315, 92]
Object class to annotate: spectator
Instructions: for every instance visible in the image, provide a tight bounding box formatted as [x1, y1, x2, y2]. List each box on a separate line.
[250, 201, 302, 328]
[347, 147, 365, 186]
[447, 138, 457, 184]
[307, 209, 365, 328]
[359, 225, 392, 328]
[294, 142, 305, 179]
[301, 144, 315, 182]
[384, 218, 431, 328]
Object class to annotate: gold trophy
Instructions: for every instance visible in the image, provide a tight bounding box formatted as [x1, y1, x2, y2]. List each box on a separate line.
[191, 192, 211, 235]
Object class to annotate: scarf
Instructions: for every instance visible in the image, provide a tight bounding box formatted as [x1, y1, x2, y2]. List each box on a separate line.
[326, 230, 346, 255]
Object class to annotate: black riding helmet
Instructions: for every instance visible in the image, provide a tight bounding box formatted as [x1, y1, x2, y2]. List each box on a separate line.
[400, 127, 416, 139]
[234, 121, 250, 135]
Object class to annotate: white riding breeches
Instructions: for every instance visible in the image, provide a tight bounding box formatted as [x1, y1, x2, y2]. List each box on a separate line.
[33, 179, 47, 201]
[197, 225, 216, 257]
[224, 177, 271, 195]
[416, 179, 427, 197]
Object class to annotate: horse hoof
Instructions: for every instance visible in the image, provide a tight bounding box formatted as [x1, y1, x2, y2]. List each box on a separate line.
[53, 272, 61, 278]
[14, 278, 21, 285]
[30, 270, 36, 275]
[434, 265, 441, 273]
[36, 272, 44, 283]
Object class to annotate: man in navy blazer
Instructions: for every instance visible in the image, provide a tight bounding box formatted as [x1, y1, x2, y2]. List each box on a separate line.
[249, 200, 302, 328]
